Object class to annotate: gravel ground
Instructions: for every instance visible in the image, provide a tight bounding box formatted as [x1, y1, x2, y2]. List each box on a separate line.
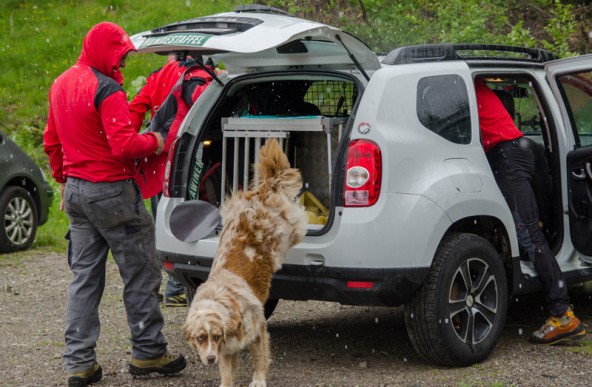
[2, 251, 592, 386]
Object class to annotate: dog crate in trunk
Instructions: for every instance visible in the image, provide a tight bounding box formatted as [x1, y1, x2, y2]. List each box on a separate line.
[187, 77, 358, 227]
[220, 115, 347, 226]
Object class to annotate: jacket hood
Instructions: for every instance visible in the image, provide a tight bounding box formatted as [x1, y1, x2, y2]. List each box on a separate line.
[78, 22, 136, 85]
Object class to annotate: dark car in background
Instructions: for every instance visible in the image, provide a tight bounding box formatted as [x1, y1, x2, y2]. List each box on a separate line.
[0, 130, 53, 253]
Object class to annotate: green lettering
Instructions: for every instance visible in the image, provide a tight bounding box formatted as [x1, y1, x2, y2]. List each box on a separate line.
[139, 33, 212, 49]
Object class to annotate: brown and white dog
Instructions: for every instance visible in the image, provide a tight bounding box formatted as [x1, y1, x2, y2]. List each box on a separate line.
[183, 139, 307, 387]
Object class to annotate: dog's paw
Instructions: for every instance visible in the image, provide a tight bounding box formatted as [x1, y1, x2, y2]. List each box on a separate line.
[249, 381, 266, 387]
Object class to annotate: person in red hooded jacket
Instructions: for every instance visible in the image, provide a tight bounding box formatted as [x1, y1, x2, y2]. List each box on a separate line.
[43, 22, 185, 386]
[131, 55, 214, 200]
[129, 54, 188, 130]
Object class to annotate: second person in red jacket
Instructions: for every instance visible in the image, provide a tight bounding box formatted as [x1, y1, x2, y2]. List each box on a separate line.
[130, 54, 214, 307]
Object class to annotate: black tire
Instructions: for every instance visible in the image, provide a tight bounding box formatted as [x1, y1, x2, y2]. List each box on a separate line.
[264, 298, 279, 320]
[405, 233, 508, 366]
[0, 186, 38, 253]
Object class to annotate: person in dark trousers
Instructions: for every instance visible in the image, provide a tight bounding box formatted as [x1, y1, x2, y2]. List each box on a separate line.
[130, 54, 189, 307]
[129, 54, 213, 307]
[43, 22, 186, 386]
[475, 78, 585, 345]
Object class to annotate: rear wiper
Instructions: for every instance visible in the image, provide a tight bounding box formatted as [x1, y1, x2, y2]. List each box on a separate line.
[202, 57, 224, 86]
[335, 34, 370, 81]
[176, 52, 224, 87]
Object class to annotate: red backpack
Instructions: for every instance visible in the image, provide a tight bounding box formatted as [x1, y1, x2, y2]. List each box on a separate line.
[135, 64, 214, 199]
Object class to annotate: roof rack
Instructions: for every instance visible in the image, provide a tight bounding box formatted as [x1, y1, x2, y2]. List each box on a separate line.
[381, 44, 558, 65]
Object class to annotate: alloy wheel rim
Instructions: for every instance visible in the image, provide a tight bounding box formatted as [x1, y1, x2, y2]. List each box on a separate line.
[448, 257, 498, 344]
[4, 196, 33, 246]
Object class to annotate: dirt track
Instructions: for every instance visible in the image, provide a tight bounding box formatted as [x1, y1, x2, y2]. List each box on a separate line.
[2, 251, 592, 386]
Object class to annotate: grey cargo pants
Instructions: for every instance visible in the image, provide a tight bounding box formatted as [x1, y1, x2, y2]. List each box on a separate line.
[63, 177, 167, 372]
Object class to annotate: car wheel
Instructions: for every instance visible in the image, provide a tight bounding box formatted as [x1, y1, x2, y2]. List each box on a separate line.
[0, 186, 38, 253]
[264, 298, 279, 320]
[404, 233, 508, 366]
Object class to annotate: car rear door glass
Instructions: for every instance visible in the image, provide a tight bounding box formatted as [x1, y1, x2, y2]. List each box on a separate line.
[555, 71, 592, 148]
[416, 74, 471, 144]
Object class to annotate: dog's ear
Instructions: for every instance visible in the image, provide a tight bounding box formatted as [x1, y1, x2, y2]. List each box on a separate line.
[228, 316, 242, 333]
[226, 301, 243, 339]
[227, 301, 243, 335]
[224, 316, 242, 344]
[182, 322, 196, 349]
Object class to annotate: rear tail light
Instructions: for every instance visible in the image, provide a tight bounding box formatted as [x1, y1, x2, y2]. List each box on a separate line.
[344, 139, 382, 207]
[346, 281, 374, 289]
[162, 137, 180, 198]
[162, 261, 174, 270]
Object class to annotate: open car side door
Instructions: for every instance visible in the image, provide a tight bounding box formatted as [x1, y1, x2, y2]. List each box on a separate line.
[546, 54, 592, 260]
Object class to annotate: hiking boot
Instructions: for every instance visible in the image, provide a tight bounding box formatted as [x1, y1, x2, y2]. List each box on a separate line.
[128, 352, 186, 376]
[67, 362, 102, 387]
[164, 293, 187, 307]
[529, 307, 586, 345]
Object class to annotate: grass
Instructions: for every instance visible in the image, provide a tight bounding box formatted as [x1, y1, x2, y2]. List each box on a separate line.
[566, 337, 592, 355]
[1, 1, 578, 254]
[0, 0, 241, 252]
[32, 196, 69, 252]
[0, 0, 239, 130]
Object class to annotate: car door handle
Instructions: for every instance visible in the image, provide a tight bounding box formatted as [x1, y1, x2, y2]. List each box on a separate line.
[586, 160, 592, 182]
[574, 161, 592, 182]
[572, 168, 586, 181]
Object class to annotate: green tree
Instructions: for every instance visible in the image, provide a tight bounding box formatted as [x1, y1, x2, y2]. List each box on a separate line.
[262, 0, 586, 57]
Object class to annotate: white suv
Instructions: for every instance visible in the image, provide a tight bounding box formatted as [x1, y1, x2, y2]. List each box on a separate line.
[132, 6, 592, 366]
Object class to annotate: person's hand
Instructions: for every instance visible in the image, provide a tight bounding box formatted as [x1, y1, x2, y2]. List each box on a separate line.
[153, 132, 164, 155]
[59, 183, 66, 211]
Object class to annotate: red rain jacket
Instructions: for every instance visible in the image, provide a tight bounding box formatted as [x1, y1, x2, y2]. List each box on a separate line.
[134, 64, 213, 198]
[475, 79, 523, 152]
[44, 22, 160, 184]
[129, 57, 188, 131]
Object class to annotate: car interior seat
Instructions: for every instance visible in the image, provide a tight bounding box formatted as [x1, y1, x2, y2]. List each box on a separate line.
[493, 90, 515, 119]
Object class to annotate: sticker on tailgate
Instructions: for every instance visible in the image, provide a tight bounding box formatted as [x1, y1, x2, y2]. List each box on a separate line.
[139, 33, 212, 48]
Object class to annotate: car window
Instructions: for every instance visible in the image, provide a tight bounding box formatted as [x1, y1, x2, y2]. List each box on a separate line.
[416, 74, 471, 144]
[229, 79, 357, 118]
[511, 84, 543, 139]
[304, 80, 357, 117]
[555, 71, 592, 148]
[478, 75, 551, 148]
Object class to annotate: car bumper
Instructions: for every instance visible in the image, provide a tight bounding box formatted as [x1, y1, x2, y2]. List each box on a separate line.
[38, 184, 53, 226]
[158, 251, 429, 307]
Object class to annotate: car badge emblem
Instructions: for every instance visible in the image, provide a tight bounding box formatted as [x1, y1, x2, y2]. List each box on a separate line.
[357, 122, 371, 135]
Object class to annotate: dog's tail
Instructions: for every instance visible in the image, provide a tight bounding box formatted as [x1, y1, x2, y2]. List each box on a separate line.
[256, 139, 302, 198]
